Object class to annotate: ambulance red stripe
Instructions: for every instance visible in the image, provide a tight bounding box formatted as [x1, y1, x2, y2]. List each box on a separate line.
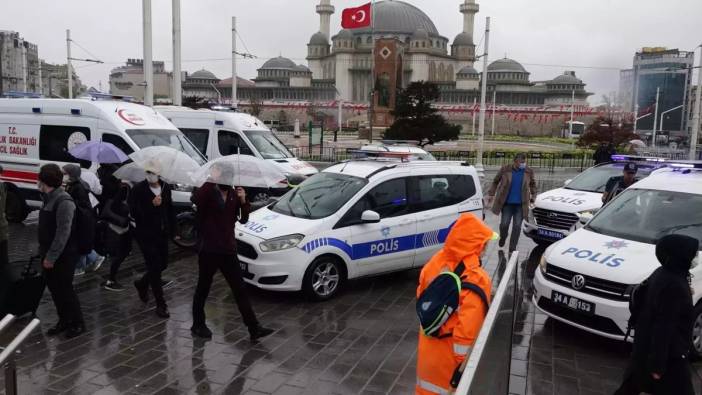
[0, 169, 38, 182]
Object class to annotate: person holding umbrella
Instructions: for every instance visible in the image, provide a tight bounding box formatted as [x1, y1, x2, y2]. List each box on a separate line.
[190, 161, 273, 341]
[129, 162, 176, 318]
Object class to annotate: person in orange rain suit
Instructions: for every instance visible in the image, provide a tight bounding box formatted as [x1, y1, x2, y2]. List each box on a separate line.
[416, 212, 494, 395]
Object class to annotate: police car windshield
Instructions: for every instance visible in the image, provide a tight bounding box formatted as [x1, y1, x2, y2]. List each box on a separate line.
[126, 129, 206, 165]
[244, 130, 294, 159]
[565, 164, 655, 193]
[586, 189, 702, 244]
[271, 172, 367, 219]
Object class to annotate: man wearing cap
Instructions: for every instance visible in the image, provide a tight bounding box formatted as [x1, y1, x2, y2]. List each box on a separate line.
[602, 162, 639, 204]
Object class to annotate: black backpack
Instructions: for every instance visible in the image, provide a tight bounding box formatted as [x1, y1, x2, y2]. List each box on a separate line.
[624, 278, 650, 341]
[416, 261, 489, 338]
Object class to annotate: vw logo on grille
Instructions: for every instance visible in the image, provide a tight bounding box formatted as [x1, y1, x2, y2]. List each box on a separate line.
[548, 212, 559, 218]
[571, 274, 586, 290]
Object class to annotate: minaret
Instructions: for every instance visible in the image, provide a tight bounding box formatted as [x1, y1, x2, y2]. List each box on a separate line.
[460, 0, 479, 36]
[316, 0, 335, 40]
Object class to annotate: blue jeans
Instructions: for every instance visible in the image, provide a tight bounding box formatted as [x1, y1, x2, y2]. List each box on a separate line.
[499, 204, 523, 252]
[77, 250, 99, 271]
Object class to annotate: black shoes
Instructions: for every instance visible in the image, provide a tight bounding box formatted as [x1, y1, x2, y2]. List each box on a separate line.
[134, 281, 149, 303]
[47, 322, 68, 336]
[248, 325, 274, 342]
[155, 305, 170, 319]
[191, 325, 213, 339]
[498, 236, 506, 248]
[65, 324, 86, 339]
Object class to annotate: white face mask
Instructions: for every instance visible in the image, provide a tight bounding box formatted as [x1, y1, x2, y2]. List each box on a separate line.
[691, 254, 700, 270]
[62, 175, 70, 184]
[145, 173, 159, 184]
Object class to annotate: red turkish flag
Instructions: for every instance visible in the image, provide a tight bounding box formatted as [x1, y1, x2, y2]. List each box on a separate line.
[342, 3, 372, 29]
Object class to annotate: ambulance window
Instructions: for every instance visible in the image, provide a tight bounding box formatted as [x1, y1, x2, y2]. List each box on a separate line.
[409, 174, 476, 212]
[101, 134, 134, 155]
[342, 178, 408, 224]
[180, 128, 209, 156]
[218, 130, 254, 156]
[40, 125, 91, 166]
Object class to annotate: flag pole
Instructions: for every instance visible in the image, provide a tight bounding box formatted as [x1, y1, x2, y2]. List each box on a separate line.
[369, 0, 375, 143]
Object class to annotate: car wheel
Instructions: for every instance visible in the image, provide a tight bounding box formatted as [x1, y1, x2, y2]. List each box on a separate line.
[174, 211, 198, 249]
[5, 188, 29, 223]
[303, 257, 344, 301]
[692, 303, 702, 360]
[251, 191, 270, 203]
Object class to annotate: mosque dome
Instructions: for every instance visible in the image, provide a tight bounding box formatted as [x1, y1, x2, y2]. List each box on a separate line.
[350, 0, 439, 36]
[189, 69, 218, 80]
[550, 71, 583, 85]
[308, 31, 329, 46]
[260, 56, 297, 70]
[457, 66, 479, 75]
[412, 28, 430, 40]
[452, 32, 473, 46]
[487, 58, 527, 73]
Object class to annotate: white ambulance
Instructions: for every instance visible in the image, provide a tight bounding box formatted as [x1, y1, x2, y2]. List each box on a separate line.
[155, 106, 318, 178]
[234, 157, 484, 301]
[532, 163, 702, 357]
[0, 98, 205, 222]
[523, 156, 666, 245]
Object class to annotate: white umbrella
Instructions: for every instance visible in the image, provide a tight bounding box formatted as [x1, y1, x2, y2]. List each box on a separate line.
[113, 162, 146, 183]
[629, 139, 646, 148]
[129, 146, 200, 185]
[190, 155, 288, 189]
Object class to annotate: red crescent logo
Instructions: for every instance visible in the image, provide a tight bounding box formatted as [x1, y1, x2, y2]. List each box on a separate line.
[117, 109, 146, 126]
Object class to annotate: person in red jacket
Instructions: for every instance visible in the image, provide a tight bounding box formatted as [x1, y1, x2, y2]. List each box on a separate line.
[416, 213, 494, 395]
[190, 174, 273, 342]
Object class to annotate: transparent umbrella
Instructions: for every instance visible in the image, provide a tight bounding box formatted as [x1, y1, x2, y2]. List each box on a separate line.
[190, 155, 288, 188]
[113, 162, 146, 183]
[129, 146, 200, 185]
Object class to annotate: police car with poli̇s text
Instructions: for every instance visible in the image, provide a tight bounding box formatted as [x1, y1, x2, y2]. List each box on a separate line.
[523, 155, 667, 245]
[234, 153, 484, 301]
[532, 161, 702, 358]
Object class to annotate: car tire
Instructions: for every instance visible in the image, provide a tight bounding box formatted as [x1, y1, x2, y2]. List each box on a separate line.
[302, 256, 345, 301]
[173, 211, 198, 250]
[5, 188, 29, 223]
[692, 302, 702, 360]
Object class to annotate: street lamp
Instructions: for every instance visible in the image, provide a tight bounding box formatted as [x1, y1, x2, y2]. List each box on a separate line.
[333, 87, 343, 142]
[690, 44, 702, 160]
[209, 82, 222, 104]
[659, 105, 684, 134]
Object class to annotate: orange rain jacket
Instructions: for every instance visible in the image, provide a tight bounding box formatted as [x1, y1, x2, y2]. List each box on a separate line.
[416, 213, 493, 395]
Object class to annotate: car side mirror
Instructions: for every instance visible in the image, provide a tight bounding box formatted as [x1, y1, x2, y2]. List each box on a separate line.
[578, 212, 594, 225]
[564, 179, 572, 186]
[361, 210, 381, 223]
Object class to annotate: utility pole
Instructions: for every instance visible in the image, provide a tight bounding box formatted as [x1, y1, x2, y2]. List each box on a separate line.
[231, 16, 237, 107]
[491, 89, 496, 136]
[471, 97, 476, 136]
[172, 0, 182, 106]
[569, 89, 575, 137]
[690, 45, 702, 160]
[66, 29, 72, 99]
[337, 98, 342, 142]
[143, 0, 154, 106]
[476, 16, 490, 175]
[633, 103, 639, 132]
[652, 87, 660, 148]
[21, 44, 27, 92]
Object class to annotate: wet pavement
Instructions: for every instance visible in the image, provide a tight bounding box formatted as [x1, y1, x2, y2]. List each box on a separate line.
[1, 171, 700, 395]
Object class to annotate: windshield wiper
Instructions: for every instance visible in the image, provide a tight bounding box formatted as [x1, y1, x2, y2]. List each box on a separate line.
[657, 223, 702, 236]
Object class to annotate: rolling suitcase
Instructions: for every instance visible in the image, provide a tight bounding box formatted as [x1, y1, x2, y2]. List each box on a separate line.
[0, 256, 46, 317]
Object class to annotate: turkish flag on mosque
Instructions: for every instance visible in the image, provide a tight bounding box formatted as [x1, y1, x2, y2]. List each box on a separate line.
[342, 3, 372, 29]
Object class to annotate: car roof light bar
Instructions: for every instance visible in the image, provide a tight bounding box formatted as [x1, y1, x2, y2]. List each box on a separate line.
[611, 154, 666, 163]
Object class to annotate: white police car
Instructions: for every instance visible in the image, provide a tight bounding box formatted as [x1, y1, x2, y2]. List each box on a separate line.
[235, 157, 483, 300]
[532, 162, 702, 357]
[523, 156, 666, 245]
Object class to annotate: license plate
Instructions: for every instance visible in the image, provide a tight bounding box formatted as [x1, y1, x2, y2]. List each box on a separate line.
[538, 228, 565, 240]
[552, 291, 595, 315]
[239, 261, 248, 273]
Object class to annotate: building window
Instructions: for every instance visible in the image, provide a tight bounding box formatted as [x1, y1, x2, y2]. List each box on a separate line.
[39, 125, 91, 166]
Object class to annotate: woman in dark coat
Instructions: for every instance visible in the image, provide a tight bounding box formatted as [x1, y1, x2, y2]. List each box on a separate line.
[615, 234, 699, 395]
[100, 183, 132, 291]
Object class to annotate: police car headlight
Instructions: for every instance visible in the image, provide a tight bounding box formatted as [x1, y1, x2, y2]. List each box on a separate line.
[539, 255, 548, 275]
[259, 234, 304, 252]
[174, 183, 194, 192]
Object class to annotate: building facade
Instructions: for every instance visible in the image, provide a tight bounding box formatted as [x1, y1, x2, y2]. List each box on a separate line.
[109, 58, 173, 101]
[40, 61, 83, 98]
[625, 47, 694, 133]
[0, 31, 41, 95]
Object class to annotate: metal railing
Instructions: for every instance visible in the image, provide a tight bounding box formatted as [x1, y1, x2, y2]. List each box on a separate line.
[0, 314, 41, 395]
[455, 251, 520, 395]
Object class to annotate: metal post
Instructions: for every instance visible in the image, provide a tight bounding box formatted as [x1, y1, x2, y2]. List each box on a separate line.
[368, 0, 376, 143]
[66, 29, 72, 99]
[680, 66, 689, 133]
[569, 89, 575, 137]
[142, 0, 154, 106]
[4, 358, 17, 395]
[476, 16, 490, 175]
[491, 89, 496, 136]
[660, 105, 684, 133]
[336, 97, 342, 142]
[633, 103, 639, 132]
[37, 61, 42, 95]
[231, 16, 237, 107]
[172, 0, 182, 106]
[652, 87, 659, 148]
[21, 44, 27, 92]
[471, 97, 476, 136]
[691, 45, 702, 160]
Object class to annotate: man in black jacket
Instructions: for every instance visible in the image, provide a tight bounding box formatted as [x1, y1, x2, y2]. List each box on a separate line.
[615, 234, 699, 395]
[129, 167, 175, 318]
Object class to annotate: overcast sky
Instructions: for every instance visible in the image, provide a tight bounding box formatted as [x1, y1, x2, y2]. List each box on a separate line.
[2, 0, 700, 104]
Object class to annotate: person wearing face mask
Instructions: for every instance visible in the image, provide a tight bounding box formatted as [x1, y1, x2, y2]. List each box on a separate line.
[189, 163, 274, 341]
[128, 164, 176, 318]
[487, 152, 536, 253]
[37, 164, 85, 338]
[415, 213, 495, 395]
[615, 234, 699, 395]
